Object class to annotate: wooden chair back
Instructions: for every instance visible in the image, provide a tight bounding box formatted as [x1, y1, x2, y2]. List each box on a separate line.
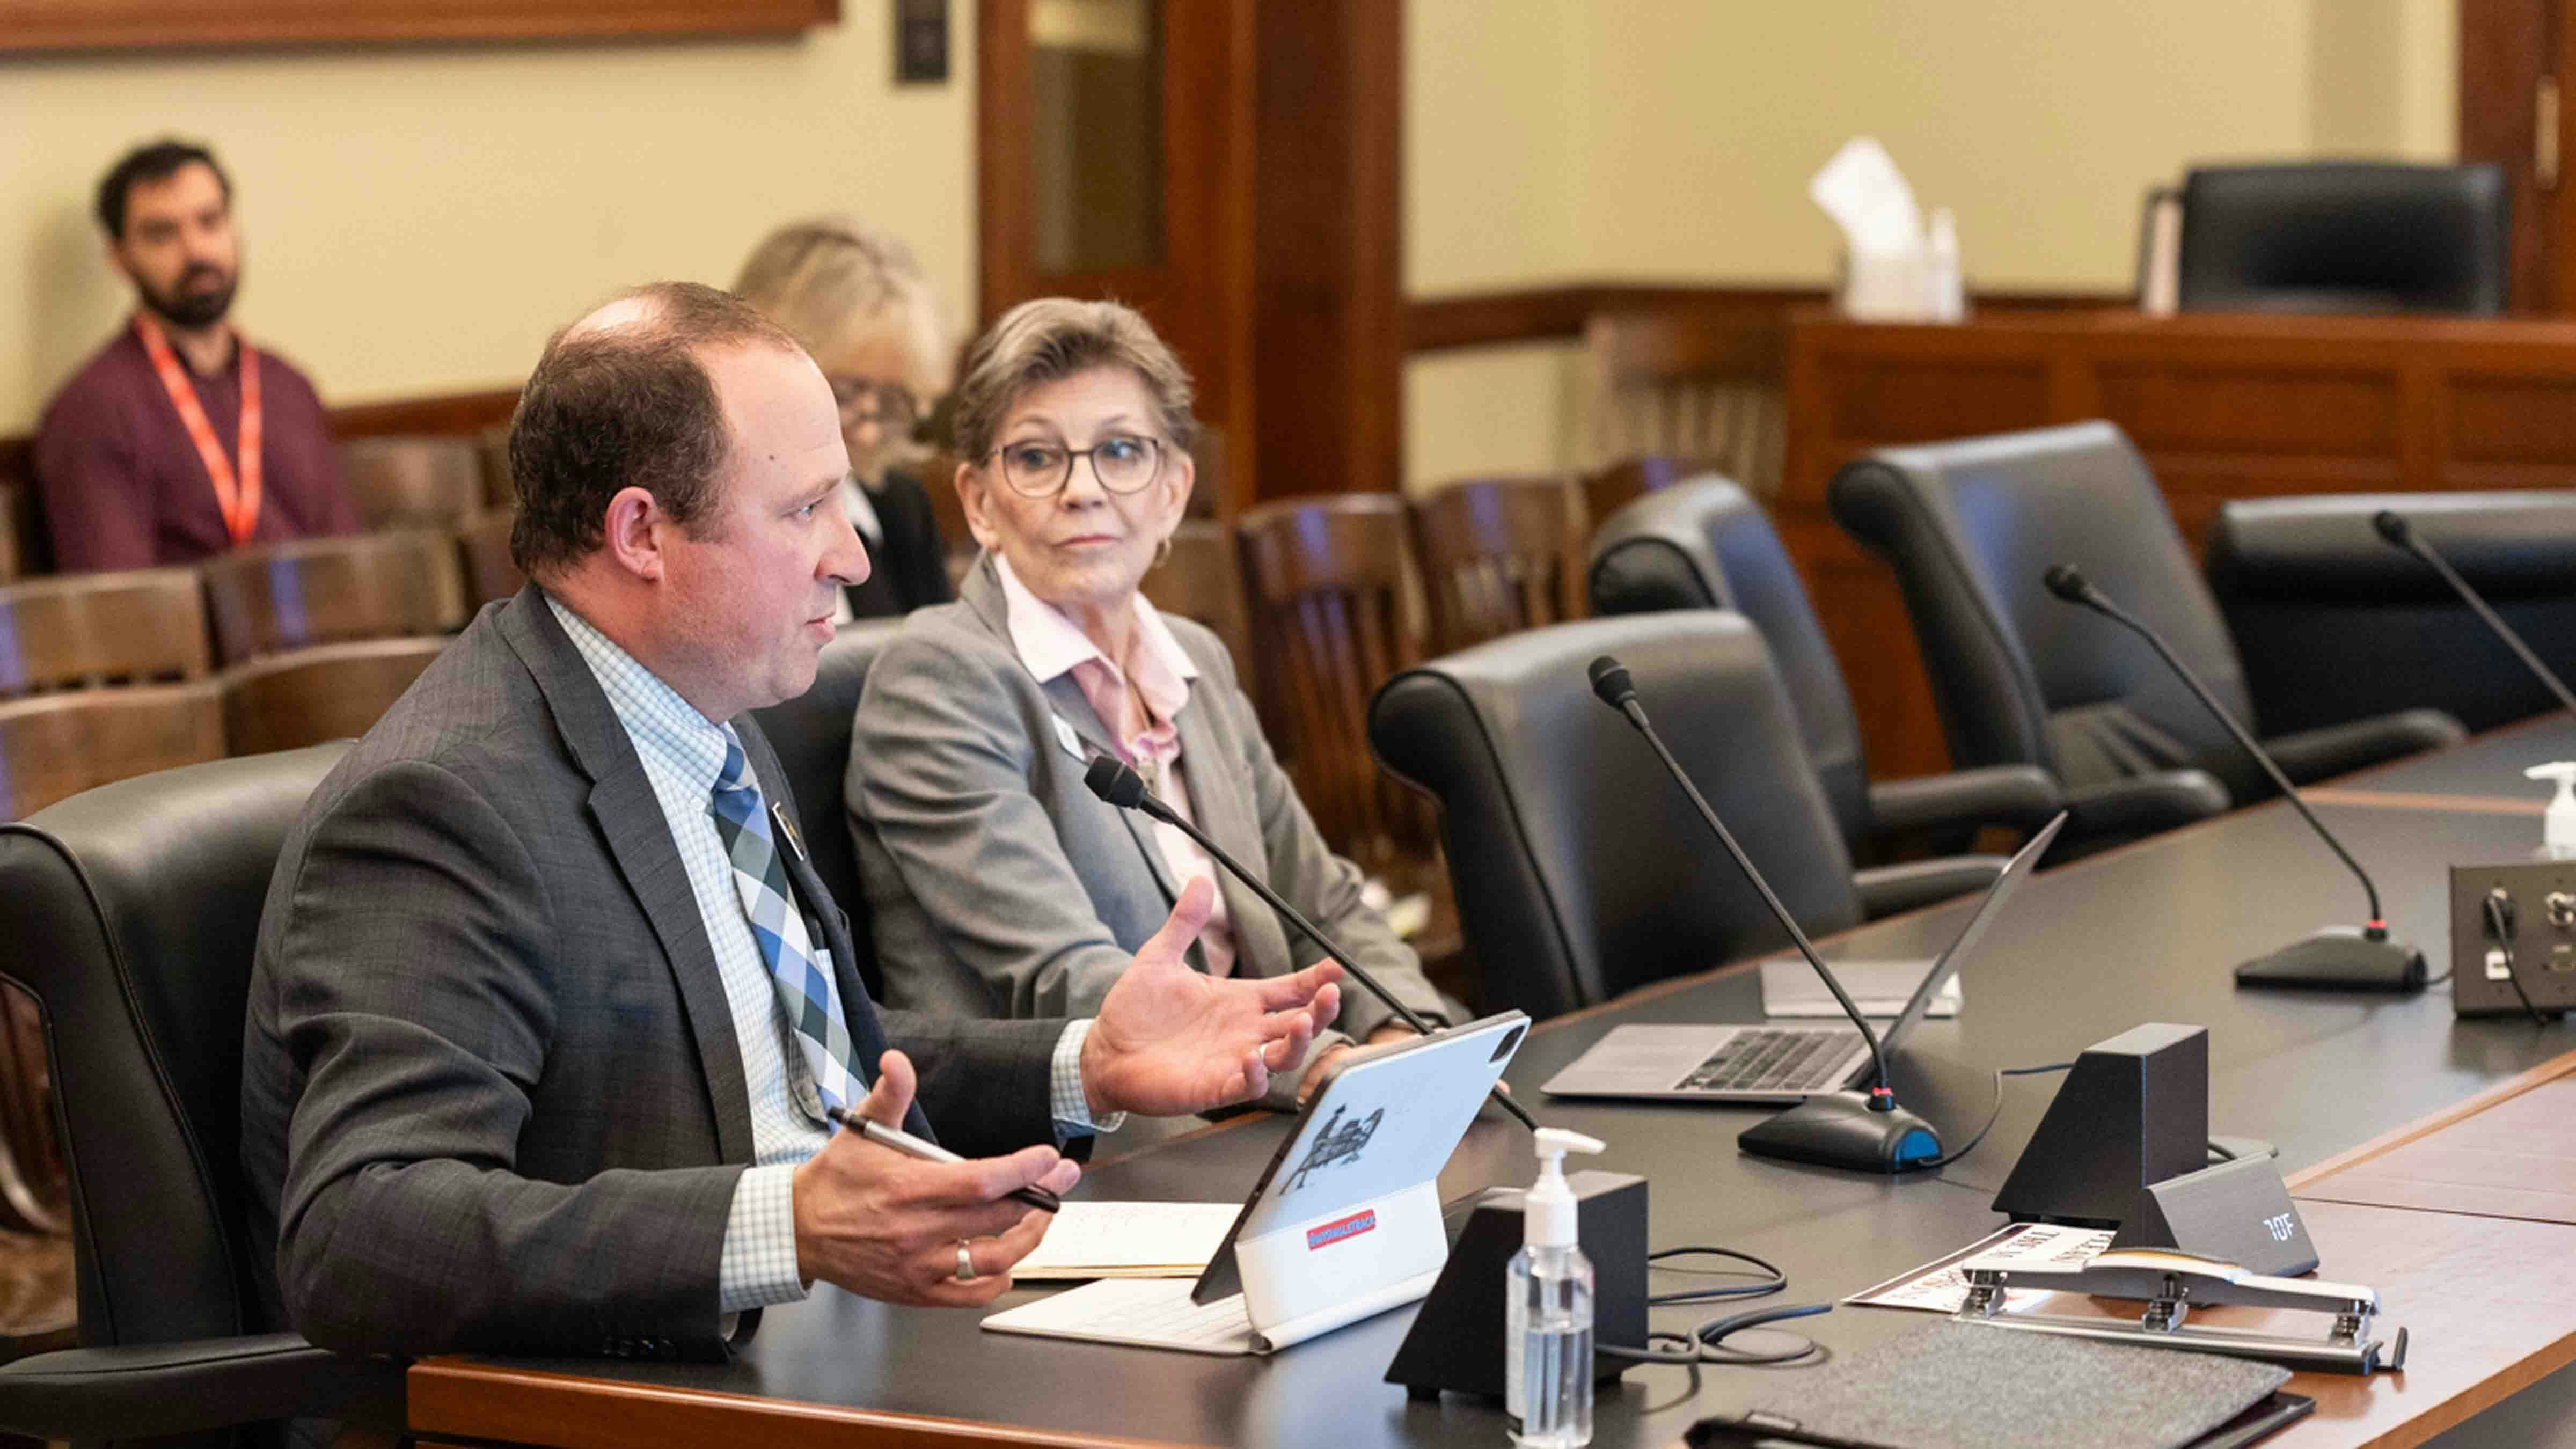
[339, 436, 486, 531]
[0, 980, 67, 1236]
[457, 511, 523, 610]
[1185, 423, 1226, 521]
[1585, 310, 1788, 497]
[0, 441, 33, 580]
[1235, 493, 1432, 867]
[0, 568, 211, 697]
[0, 440, 40, 583]
[219, 637, 448, 756]
[477, 423, 517, 510]
[1138, 521, 1253, 671]
[916, 452, 979, 589]
[1579, 455, 1696, 539]
[200, 529, 469, 664]
[0, 682, 225, 819]
[1409, 475, 1581, 652]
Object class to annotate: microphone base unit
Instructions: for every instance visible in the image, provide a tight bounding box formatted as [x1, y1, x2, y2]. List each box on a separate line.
[2233, 927, 2426, 993]
[1738, 1091, 1942, 1174]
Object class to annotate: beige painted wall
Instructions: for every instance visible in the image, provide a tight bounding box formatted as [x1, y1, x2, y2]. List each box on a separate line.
[0, 2, 974, 434]
[1403, 0, 2462, 491]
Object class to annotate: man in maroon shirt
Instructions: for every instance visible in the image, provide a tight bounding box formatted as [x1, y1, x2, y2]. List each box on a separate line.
[35, 140, 356, 572]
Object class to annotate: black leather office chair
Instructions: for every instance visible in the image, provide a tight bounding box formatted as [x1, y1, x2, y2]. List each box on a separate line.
[2177, 162, 2508, 315]
[1589, 475, 2059, 909]
[747, 618, 907, 997]
[2210, 492, 2576, 736]
[1829, 421, 2463, 816]
[1371, 613, 1871, 1020]
[0, 746, 404, 1448]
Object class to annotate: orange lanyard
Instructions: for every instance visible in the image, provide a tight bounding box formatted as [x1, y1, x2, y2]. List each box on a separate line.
[134, 312, 262, 547]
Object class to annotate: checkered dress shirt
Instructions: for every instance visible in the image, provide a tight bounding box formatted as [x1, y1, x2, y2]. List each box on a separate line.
[547, 597, 1102, 1312]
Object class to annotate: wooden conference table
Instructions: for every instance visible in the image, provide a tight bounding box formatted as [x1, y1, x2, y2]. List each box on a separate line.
[412, 715, 2576, 1448]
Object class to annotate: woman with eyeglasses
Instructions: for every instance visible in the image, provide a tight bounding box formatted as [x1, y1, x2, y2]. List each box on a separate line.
[734, 217, 956, 618]
[849, 298, 1454, 1107]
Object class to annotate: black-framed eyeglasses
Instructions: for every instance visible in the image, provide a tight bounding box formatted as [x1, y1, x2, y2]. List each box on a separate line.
[827, 376, 921, 433]
[983, 434, 1169, 497]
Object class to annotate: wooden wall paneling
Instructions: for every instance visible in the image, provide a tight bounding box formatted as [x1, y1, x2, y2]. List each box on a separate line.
[2092, 367, 2401, 455]
[329, 387, 520, 442]
[1248, 0, 1402, 502]
[1783, 307, 2576, 783]
[0, 1, 838, 53]
[1403, 283, 2121, 355]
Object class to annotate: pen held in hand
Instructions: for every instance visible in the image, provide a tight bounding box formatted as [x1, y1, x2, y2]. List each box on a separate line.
[824, 1104, 1063, 1213]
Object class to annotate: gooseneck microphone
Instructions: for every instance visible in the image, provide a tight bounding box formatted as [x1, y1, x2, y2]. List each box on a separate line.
[1587, 655, 1942, 1173]
[2373, 509, 2576, 718]
[1082, 755, 1538, 1131]
[2042, 565, 2424, 991]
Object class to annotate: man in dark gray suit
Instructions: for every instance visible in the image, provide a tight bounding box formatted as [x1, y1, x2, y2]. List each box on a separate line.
[239, 282, 1341, 1360]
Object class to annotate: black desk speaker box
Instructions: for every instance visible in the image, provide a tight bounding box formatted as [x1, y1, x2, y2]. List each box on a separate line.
[2106, 1153, 2318, 1277]
[2449, 861, 2576, 1018]
[1385, 1170, 1646, 1400]
[1993, 1023, 2209, 1227]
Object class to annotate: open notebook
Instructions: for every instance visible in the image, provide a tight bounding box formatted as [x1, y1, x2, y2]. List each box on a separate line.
[1012, 1202, 1242, 1280]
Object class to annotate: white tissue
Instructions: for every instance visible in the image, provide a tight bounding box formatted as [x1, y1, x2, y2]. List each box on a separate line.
[1810, 138, 1964, 323]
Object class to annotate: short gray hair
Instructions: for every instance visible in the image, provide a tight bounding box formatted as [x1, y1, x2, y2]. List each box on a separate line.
[949, 298, 1197, 464]
[731, 217, 950, 389]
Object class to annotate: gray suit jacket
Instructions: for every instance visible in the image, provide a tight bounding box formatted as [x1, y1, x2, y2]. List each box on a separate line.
[848, 556, 1450, 1045]
[239, 586, 1067, 1360]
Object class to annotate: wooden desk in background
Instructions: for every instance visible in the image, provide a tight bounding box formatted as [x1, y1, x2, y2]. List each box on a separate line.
[1778, 307, 2576, 782]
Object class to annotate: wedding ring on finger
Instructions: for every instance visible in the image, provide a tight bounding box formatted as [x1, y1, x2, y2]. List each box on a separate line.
[954, 1238, 977, 1284]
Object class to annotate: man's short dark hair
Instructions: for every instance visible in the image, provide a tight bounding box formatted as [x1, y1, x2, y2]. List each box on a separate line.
[96, 139, 230, 240]
[507, 281, 808, 578]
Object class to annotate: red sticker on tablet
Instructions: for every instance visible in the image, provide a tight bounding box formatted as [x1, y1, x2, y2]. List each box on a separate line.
[1306, 1209, 1377, 1250]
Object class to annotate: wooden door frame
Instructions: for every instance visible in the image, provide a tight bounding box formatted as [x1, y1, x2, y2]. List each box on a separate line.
[976, 0, 1402, 507]
[2462, 0, 2576, 310]
[975, 0, 1257, 509]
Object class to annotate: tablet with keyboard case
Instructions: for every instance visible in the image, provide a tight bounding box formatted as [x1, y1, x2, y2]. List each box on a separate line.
[982, 1012, 1531, 1355]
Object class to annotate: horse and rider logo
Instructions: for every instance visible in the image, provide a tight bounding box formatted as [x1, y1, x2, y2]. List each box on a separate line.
[1284, 1103, 1386, 1194]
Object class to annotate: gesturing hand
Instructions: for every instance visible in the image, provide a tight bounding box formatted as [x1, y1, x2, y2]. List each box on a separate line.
[1082, 877, 1344, 1118]
[791, 1049, 1080, 1306]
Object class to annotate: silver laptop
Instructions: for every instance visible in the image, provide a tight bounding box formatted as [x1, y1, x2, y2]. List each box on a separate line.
[1543, 812, 2063, 1103]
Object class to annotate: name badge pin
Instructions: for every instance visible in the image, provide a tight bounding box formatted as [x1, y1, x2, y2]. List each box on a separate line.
[770, 801, 809, 863]
[1052, 714, 1086, 762]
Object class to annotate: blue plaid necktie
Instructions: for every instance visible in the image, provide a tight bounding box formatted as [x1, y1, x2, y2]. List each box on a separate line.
[708, 733, 863, 1115]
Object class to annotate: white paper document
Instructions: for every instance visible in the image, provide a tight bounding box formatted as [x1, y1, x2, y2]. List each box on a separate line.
[1012, 1201, 1243, 1280]
[1846, 1222, 2116, 1314]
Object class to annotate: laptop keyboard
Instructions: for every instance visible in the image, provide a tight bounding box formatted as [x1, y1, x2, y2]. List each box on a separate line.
[1677, 1028, 1860, 1093]
[1069, 1287, 1254, 1348]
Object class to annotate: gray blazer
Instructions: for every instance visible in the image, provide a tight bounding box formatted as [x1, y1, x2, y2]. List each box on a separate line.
[848, 555, 1451, 1045]
[239, 586, 1067, 1360]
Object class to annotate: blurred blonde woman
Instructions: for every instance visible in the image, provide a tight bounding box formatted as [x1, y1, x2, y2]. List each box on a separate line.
[734, 216, 955, 617]
[847, 298, 1457, 1108]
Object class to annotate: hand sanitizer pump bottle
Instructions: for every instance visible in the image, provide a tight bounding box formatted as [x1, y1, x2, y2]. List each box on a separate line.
[1506, 1128, 1605, 1447]
[2529, 763, 2576, 860]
